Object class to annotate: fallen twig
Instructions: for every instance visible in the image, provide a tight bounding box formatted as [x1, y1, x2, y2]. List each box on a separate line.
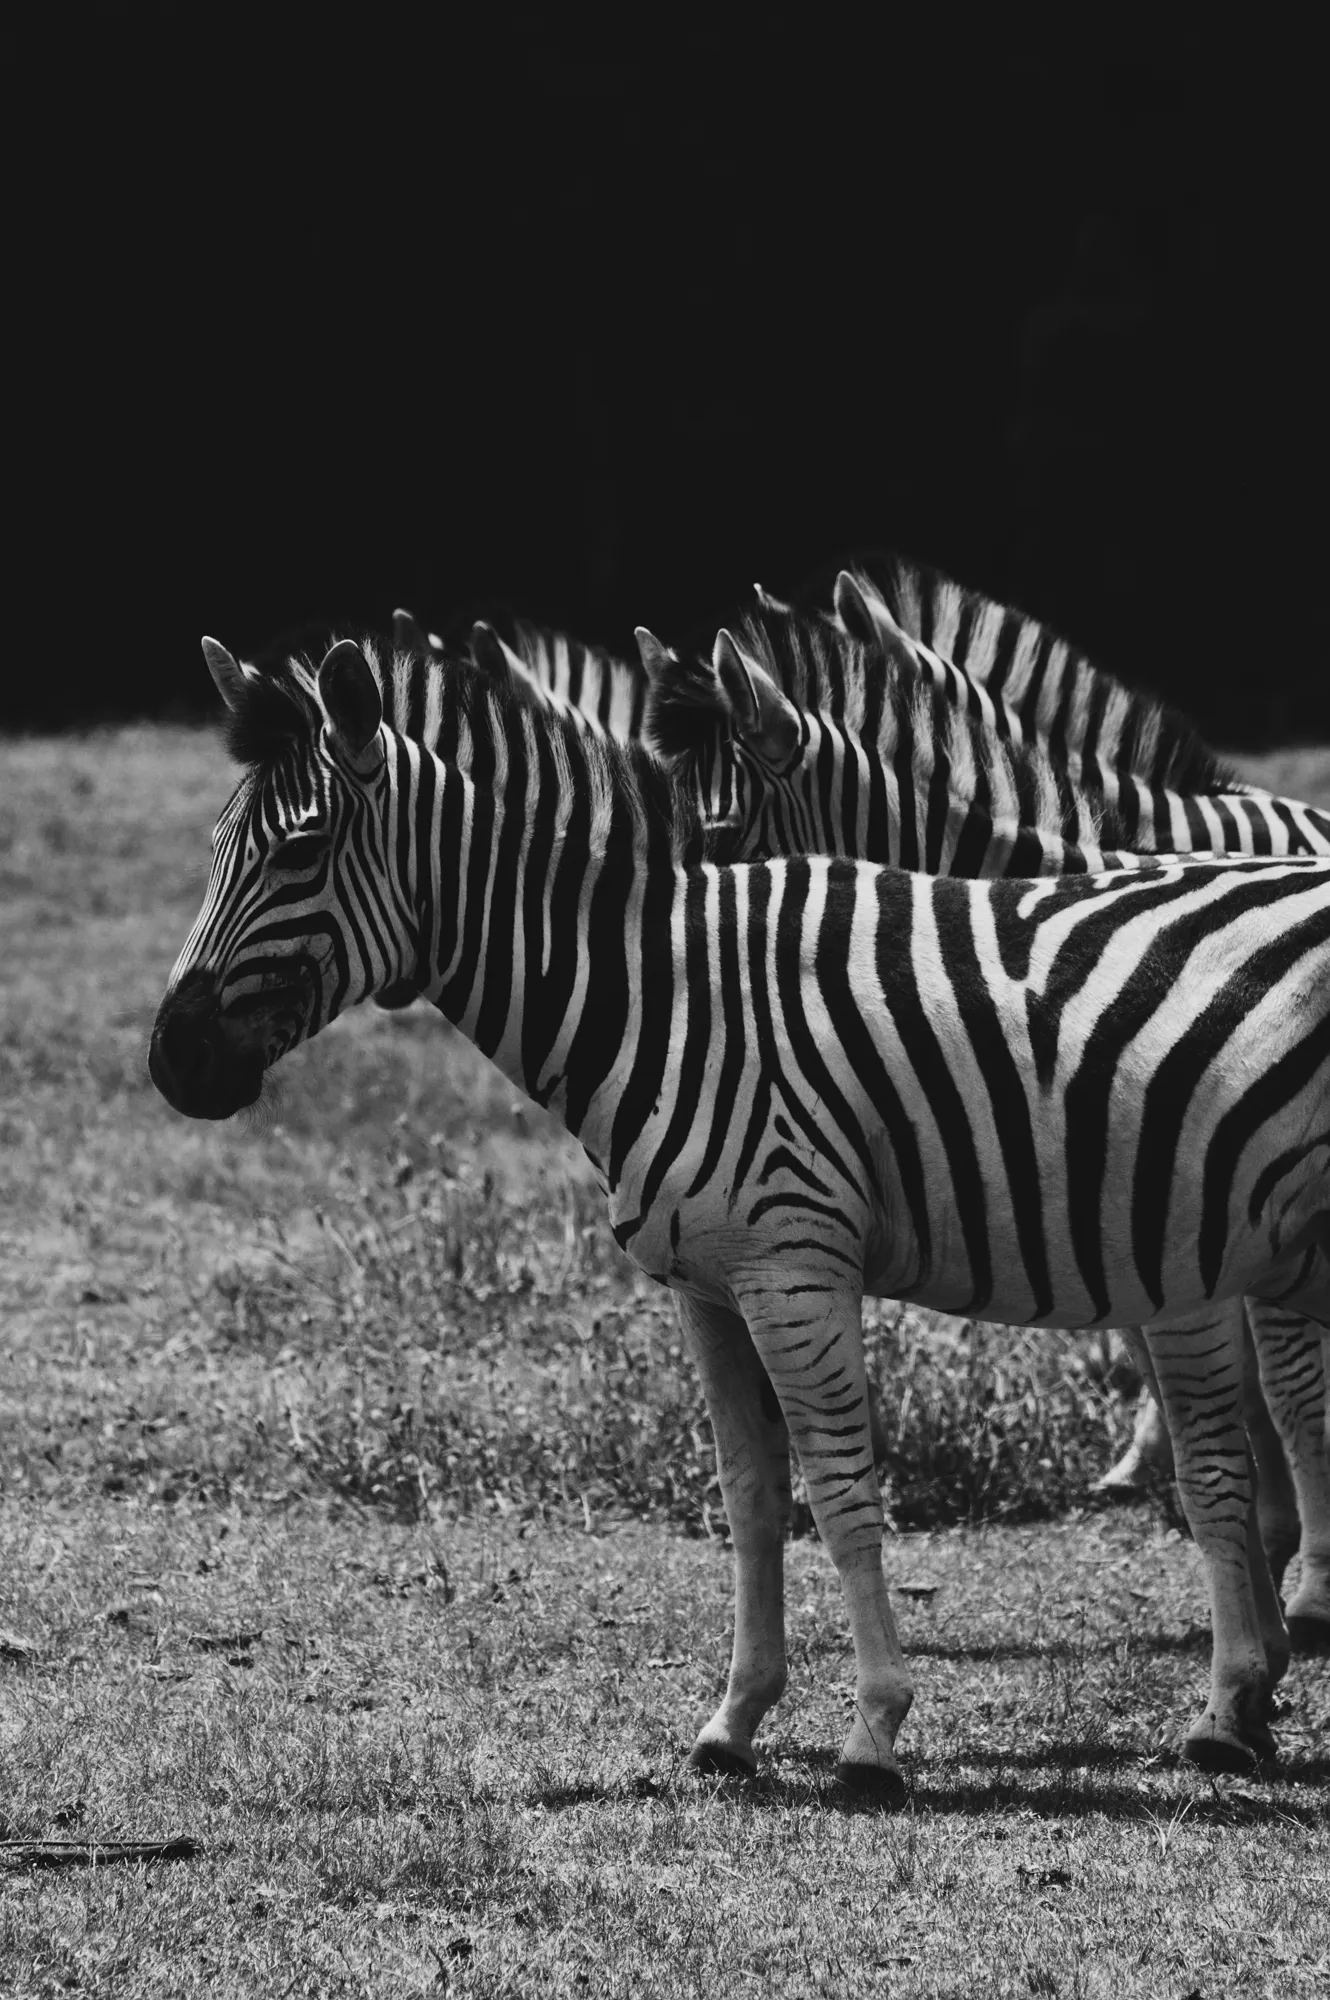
[0, 1837, 200, 1868]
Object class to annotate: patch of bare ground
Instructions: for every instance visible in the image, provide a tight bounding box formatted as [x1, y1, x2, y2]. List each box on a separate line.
[2, 727, 1330, 1995]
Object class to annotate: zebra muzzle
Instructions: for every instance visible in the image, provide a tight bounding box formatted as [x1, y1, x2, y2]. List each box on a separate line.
[148, 969, 271, 1120]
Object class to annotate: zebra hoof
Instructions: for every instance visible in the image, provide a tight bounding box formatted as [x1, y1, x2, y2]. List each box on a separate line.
[687, 1740, 757, 1781]
[834, 1760, 908, 1807]
[1182, 1721, 1277, 1775]
[1285, 1611, 1330, 1656]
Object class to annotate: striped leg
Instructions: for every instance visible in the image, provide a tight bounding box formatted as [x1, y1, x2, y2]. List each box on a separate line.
[737, 1276, 913, 1800]
[1248, 1301, 1330, 1651]
[1240, 1311, 1302, 1599]
[676, 1294, 792, 1777]
[1095, 1322, 1300, 1597]
[1145, 1301, 1285, 1770]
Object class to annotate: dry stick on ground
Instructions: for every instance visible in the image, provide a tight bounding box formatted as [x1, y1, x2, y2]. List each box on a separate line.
[0, 1837, 201, 1868]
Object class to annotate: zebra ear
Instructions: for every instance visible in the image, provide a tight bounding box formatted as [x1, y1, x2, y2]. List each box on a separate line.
[202, 636, 251, 713]
[713, 630, 800, 765]
[834, 569, 914, 671]
[471, 620, 522, 684]
[471, 622, 555, 719]
[634, 627, 676, 686]
[393, 607, 433, 656]
[832, 570, 879, 646]
[317, 640, 383, 769]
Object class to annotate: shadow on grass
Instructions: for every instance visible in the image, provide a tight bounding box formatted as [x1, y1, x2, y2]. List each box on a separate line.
[922, 1744, 1330, 1786]
[903, 1777, 1330, 1825]
[526, 1748, 1330, 1824]
[902, 1624, 1211, 1663]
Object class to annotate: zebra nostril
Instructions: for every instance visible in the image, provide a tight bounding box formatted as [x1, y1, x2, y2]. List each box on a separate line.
[173, 1017, 215, 1084]
[150, 1009, 218, 1101]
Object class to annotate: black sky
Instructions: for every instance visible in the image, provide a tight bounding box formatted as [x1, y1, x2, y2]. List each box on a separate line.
[11, 16, 1310, 744]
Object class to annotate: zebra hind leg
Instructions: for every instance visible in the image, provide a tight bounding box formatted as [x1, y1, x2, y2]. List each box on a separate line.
[1240, 1309, 1302, 1601]
[1146, 1302, 1284, 1771]
[1092, 1318, 1300, 1601]
[736, 1276, 913, 1802]
[675, 1294, 793, 1779]
[1248, 1300, 1330, 1653]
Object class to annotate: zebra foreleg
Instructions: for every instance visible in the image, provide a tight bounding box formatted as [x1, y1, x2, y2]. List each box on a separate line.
[1146, 1302, 1284, 1771]
[675, 1293, 792, 1779]
[735, 1276, 913, 1802]
[1248, 1300, 1330, 1651]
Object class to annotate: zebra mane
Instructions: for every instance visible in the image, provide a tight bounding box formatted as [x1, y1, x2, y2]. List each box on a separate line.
[224, 635, 698, 861]
[823, 550, 1235, 795]
[444, 652, 696, 861]
[223, 657, 322, 770]
[719, 597, 1128, 852]
[642, 645, 731, 763]
[493, 613, 629, 682]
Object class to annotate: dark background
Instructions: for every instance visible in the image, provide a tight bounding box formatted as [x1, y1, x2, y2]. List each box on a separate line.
[10, 16, 1312, 745]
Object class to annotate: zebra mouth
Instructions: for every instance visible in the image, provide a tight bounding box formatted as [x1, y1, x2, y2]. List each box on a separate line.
[149, 972, 310, 1120]
[222, 981, 312, 1052]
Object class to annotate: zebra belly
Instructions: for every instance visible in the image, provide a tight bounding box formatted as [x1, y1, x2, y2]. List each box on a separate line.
[609, 1057, 1330, 1335]
[600, 858, 1330, 1334]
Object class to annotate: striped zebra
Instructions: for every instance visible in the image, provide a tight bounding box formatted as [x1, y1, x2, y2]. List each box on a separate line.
[634, 595, 1330, 1651]
[391, 581, 1330, 1640]
[412, 566, 1329, 1630]
[150, 635, 1330, 1790]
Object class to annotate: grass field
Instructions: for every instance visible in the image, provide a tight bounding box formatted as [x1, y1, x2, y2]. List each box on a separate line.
[3, 725, 1330, 1995]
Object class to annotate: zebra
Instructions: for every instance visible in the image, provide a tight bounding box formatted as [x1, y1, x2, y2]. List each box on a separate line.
[394, 578, 1330, 1637]
[150, 634, 1330, 1791]
[403, 582, 1329, 1576]
[633, 599, 1330, 1651]
[445, 565, 1330, 1637]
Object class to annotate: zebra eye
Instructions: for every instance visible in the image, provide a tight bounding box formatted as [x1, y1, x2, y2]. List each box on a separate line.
[268, 833, 328, 873]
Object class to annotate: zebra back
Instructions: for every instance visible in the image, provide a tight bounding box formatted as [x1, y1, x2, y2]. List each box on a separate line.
[824, 550, 1235, 798]
[639, 614, 1148, 879]
[640, 585, 1330, 875]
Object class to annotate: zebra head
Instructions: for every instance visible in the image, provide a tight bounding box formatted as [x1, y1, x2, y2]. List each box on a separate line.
[149, 636, 419, 1120]
[636, 623, 856, 861]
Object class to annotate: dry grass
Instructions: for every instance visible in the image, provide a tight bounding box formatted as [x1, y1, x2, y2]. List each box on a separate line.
[4, 1504, 1330, 1995]
[3, 724, 1330, 1995]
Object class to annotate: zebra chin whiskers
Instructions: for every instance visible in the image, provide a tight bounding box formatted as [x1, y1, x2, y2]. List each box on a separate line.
[240, 1070, 286, 1137]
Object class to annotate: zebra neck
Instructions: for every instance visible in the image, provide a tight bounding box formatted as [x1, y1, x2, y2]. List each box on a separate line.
[407, 724, 687, 1157]
[822, 694, 1105, 876]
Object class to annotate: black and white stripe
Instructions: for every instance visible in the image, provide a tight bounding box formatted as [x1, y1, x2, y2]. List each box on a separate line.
[639, 598, 1330, 1651]
[151, 638, 1330, 1791]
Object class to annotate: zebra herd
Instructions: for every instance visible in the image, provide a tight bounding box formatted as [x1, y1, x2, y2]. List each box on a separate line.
[149, 555, 1330, 1798]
